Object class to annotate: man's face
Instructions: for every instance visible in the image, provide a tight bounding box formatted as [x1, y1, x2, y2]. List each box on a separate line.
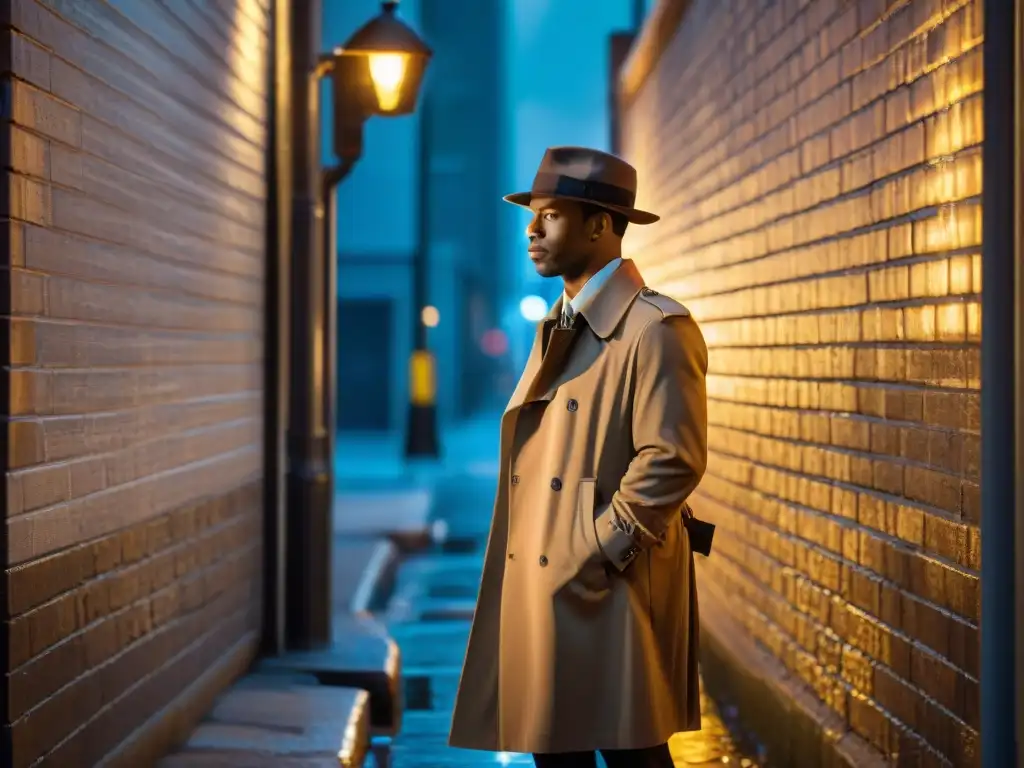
[524, 197, 594, 279]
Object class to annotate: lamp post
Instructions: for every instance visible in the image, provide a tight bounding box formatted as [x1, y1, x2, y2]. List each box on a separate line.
[405, 92, 440, 459]
[285, 0, 432, 651]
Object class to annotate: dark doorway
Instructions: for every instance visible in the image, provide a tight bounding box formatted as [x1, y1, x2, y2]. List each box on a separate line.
[337, 298, 393, 431]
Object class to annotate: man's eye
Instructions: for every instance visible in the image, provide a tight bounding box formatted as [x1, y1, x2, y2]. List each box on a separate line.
[544, 213, 557, 221]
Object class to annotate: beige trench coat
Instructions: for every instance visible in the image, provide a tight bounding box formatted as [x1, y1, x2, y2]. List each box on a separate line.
[449, 259, 709, 754]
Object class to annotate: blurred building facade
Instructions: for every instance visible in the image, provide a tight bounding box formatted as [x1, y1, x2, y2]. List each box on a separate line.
[418, 0, 504, 419]
[326, 0, 504, 433]
[617, 0, 985, 764]
[324, 0, 424, 434]
[1, 0, 269, 765]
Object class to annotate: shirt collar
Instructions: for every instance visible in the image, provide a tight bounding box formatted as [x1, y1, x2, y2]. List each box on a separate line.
[562, 257, 623, 317]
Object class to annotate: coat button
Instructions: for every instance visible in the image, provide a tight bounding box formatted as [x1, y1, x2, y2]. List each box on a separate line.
[539, 555, 548, 567]
[550, 477, 562, 491]
[508, 553, 515, 560]
[566, 398, 578, 412]
[511, 475, 520, 485]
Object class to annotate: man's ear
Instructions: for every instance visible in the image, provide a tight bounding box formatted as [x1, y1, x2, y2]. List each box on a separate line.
[591, 211, 610, 240]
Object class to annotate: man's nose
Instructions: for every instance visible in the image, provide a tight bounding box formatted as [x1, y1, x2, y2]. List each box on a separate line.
[526, 216, 543, 238]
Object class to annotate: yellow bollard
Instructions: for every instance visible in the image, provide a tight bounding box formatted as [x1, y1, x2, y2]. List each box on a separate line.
[409, 350, 436, 406]
[405, 349, 439, 457]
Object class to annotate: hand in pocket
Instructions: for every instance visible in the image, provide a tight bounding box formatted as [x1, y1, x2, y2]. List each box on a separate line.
[567, 552, 611, 600]
[565, 478, 612, 600]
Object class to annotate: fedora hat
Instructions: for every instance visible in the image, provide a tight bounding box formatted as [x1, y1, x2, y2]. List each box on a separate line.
[503, 146, 660, 225]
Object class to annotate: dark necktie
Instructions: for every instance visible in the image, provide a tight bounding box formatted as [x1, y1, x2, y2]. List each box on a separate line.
[560, 304, 575, 330]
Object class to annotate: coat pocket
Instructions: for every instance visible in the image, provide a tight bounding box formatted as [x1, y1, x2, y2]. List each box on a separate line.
[576, 478, 600, 558]
[570, 478, 610, 595]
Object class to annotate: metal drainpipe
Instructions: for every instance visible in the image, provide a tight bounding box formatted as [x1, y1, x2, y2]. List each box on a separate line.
[980, 0, 1020, 764]
[1014, 0, 1024, 755]
[261, 0, 293, 657]
[284, 0, 333, 651]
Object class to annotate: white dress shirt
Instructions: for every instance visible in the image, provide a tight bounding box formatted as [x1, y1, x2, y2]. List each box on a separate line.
[561, 257, 623, 325]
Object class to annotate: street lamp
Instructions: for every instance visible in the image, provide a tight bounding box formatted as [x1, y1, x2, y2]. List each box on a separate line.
[404, 85, 440, 459]
[320, 0, 434, 466]
[327, 0, 433, 169]
[284, 0, 431, 653]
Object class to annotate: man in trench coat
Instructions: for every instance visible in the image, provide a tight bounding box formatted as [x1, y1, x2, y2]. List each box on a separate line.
[449, 147, 709, 768]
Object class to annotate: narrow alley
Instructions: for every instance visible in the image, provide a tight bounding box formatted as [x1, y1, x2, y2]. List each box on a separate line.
[1, 0, 1012, 765]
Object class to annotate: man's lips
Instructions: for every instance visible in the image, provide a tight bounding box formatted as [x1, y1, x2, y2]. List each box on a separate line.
[528, 246, 547, 254]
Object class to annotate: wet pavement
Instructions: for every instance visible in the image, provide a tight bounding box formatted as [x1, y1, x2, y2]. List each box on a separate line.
[375, 460, 758, 768]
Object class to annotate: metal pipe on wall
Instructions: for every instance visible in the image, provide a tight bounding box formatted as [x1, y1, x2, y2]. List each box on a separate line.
[1014, 0, 1024, 753]
[980, 0, 1020, 764]
[322, 163, 351, 511]
[284, 0, 333, 651]
[261, 0, 294, 657]
[324, 176, 337, 513]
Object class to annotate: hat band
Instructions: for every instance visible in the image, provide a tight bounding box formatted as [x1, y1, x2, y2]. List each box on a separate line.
[531, 172, 636, 209]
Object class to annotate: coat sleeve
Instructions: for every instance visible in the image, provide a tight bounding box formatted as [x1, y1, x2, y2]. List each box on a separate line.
[594, 313, 708, 572]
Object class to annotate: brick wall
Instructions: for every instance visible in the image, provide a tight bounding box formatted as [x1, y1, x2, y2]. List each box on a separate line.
[620, 0, 982, 764]
[1, 1, 269, 765]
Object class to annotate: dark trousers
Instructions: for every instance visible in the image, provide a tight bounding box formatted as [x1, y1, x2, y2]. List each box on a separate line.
[533, 742, 674, 768]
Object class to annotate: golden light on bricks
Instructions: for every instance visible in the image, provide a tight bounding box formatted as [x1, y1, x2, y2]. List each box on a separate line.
[617, 0, 985, 760]
[227, 1, 267, 129]
[927, 155, 957, 205]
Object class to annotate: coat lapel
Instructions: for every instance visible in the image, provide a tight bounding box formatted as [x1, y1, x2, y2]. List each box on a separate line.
[503, 260, 646, 416]
[528, 324, 581, 401]
[504, 299, 562, 415]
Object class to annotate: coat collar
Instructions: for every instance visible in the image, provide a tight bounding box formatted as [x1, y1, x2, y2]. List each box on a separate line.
[569, 258, 644, 339]
[562, 257, 623, 317]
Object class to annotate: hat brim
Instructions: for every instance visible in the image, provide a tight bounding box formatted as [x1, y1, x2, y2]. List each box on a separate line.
[502, 192, 660, 225]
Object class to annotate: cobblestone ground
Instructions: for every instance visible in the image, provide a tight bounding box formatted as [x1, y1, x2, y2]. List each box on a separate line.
[380, 467, 759, 768]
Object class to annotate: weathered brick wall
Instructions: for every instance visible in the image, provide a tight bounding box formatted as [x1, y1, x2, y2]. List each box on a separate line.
[2, 1, 269, 765]
[620, 0, 982, 764]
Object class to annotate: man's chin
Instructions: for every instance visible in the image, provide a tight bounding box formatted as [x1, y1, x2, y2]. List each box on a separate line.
[531, 260, 559, 278]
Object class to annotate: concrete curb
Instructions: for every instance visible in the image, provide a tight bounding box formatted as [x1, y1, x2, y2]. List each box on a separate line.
[351, 539, 401, 616]
[698, 582, 887, 768]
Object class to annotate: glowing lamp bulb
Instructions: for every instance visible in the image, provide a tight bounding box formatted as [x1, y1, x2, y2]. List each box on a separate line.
[368, 53, 407, 112]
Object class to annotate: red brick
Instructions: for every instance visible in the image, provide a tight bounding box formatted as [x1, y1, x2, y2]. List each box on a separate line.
[620, 0, 983, 761]
[2, 0, 269, 764]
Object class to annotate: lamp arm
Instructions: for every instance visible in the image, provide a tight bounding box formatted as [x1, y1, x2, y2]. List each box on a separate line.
[315, 55, 335, 78]
[323, 158, 356, 192]
[314, 54, 368, 167]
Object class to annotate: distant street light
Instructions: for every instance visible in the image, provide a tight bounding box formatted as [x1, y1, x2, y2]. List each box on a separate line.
[480, 329, 509, 357]
[421, 305, 440, 328]
[284, 0, 432, 653]
[519, 295, 549, 322]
